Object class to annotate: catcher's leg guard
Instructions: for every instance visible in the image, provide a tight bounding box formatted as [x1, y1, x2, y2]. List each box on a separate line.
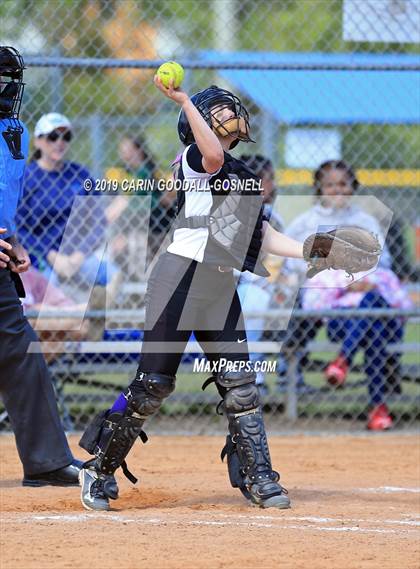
[217, 369, 290, 509]
[79, 372, 175, 487]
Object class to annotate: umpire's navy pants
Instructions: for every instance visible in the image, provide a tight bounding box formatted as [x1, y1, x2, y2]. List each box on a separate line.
[0, 269, 73, 475]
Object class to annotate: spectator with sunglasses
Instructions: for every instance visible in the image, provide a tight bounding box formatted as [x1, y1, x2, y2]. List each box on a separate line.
[19, 113, 117, 294]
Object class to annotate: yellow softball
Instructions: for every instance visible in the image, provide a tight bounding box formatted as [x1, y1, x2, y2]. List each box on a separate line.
[156, 61, 184, 89]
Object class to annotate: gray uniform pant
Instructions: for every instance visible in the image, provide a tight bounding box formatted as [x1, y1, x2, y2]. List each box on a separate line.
[0, 269, 73, 475]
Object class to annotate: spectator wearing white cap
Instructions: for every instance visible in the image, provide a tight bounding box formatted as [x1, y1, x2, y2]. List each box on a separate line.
[18, 113, 119, 300]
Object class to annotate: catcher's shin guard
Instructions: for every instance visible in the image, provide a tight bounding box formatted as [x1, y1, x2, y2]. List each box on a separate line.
[216, 369, 290, 509]
[79, 372, 176, 483]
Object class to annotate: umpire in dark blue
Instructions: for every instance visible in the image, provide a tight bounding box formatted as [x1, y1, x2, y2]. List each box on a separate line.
[0, 46, 82, 486]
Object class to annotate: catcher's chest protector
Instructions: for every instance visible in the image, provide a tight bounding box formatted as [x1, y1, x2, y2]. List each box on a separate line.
[176, 154, 269, 276]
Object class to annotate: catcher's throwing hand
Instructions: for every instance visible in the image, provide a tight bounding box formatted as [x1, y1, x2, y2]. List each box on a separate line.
[303, 226, 381, 279]
[153, 75, 189, 106]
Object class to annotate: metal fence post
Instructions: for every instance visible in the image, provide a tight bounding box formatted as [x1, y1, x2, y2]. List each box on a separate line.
[285, 350, 299, 422]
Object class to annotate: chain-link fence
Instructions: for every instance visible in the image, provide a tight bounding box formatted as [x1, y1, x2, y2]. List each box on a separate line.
[1, 0, 419, 433]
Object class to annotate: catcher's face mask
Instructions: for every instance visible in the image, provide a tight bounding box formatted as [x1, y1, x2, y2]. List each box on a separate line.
[210, 101, 252, 146]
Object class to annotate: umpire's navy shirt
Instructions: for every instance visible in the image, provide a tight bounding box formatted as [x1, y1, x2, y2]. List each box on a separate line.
[0, 118, 29, 239]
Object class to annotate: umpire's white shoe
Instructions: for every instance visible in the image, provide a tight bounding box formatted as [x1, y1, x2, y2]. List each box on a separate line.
[79, 465, 118, 511]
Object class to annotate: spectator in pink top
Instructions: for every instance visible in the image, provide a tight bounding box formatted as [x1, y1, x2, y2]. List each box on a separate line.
[278, 160, 412, 430]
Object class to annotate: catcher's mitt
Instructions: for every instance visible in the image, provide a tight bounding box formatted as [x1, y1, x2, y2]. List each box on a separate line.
[303, 226, 381, 279]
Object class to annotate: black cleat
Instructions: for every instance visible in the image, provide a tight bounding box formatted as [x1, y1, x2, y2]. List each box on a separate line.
[22, 459, 84, 487]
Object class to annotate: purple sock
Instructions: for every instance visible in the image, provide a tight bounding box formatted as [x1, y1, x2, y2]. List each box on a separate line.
[110, 392, 128, 414]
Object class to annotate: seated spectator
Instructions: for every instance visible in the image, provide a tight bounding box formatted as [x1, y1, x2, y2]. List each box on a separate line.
[272, 160, 411, 429]
[236, 155, 284, 393]
[239, 154, 284, 233]
[19, 113, 119, 297]
[106, 135, 176, 276]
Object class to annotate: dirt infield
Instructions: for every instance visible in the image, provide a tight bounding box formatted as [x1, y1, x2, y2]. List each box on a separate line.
[1, 434, 419, 569]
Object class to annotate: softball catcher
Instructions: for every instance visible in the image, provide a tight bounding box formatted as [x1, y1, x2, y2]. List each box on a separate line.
[78, 75, 380, 511]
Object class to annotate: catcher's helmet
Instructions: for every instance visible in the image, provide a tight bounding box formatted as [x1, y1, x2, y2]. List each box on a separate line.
[0, 46, 25, 121]
[177, 85, 254, 150]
